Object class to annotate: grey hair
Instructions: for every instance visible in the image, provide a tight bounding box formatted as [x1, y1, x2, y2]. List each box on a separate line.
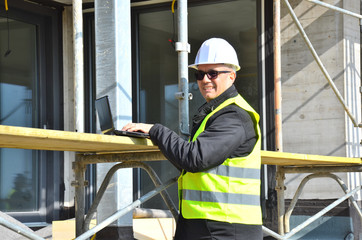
[195, 63, 238, 76]
[224, 64, 237, 76]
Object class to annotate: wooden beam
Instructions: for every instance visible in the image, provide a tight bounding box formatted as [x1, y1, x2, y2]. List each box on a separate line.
[0, 125, 360, 166]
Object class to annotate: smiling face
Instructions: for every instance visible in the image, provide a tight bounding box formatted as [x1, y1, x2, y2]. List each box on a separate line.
[197, 64, 236, 102]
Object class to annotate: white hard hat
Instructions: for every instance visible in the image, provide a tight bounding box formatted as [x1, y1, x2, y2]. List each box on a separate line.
[189, 38, 240, 71]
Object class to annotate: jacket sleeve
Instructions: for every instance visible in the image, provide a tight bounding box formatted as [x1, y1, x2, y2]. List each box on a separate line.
[149, 107, 252, 173]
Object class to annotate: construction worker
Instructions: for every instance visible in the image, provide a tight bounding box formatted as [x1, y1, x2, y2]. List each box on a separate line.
[122, 38, 262, 239]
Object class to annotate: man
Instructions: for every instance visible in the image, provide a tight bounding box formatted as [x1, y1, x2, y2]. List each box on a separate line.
[122, 38, 262, 239]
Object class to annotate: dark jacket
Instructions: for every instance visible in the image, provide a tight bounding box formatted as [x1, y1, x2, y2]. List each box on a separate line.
[149, 85, 256, 173]
[149, 85, 262, 240]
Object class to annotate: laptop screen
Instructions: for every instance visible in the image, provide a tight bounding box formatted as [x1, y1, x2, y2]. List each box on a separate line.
[95, 96, 114, 134]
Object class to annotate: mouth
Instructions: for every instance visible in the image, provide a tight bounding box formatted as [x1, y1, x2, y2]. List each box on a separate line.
[203, 85, 214, 92]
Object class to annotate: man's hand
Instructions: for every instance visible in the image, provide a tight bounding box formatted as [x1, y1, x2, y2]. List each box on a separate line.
[121, 123, 154, 134]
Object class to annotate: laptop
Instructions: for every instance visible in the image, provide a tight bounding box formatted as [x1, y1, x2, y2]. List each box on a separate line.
[95, 96, 149, 138]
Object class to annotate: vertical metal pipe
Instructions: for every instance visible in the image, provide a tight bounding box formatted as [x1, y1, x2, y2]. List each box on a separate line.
[260, 0, 269, 201]
[273, 0, 284, 236]
[273, 0, 282, 152]
[177, 0, 190, 137]
[73, 1, 85, 235]
[73, 0, 84, 133]
[276, 166, 285, 236]
[74, 155, 86, 237]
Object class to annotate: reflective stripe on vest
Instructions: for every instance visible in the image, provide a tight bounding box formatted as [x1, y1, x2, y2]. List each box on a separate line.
[179, 94, 262, 224]
[183, 189, 260, 206]
[205, 164, 260, 179]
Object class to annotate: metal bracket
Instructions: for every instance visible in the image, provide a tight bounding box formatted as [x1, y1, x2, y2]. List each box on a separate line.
[275, 186, 287, 191]
[71, 180, 89, 187]
[175, 92, 193, 100]
[175, 42, 190, 53]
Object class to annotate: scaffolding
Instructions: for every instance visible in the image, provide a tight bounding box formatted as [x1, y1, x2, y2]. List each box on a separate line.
[283, 0, 362, 128]
[0, 0, 361, 239]
[270, 0, 362, 238]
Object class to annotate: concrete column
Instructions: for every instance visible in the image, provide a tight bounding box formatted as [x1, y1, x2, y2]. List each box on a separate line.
[95, 0, 133, 237]
[63, 5, 75, 209]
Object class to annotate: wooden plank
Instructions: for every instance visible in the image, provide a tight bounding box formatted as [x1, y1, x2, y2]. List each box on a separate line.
[0, 125, 157, 153]
[0, 125, 360, 166]
[261, 151, 362, 165]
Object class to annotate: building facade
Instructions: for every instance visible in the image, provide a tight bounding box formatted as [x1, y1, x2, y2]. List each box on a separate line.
[0, 0, 360, 239]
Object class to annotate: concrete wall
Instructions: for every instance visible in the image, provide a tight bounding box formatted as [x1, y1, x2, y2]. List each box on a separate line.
[280, 0, 361, 199]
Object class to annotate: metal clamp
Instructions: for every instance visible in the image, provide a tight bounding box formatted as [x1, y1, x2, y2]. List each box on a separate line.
[175, 92, 193, 100]
[71, 180, 89, 187]
[175, 42, 190, 53]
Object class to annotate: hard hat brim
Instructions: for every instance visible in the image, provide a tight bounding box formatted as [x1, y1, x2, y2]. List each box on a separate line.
[188, 62, 241, 71]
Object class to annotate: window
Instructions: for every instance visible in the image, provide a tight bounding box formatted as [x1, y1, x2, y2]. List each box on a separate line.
[0, 19, 38, 212]
[134, 0, 260, 209]
[0, 1, 63, 224]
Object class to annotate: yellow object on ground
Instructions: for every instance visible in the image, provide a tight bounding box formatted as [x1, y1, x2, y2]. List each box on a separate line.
[52, 218, 175, 240]
[52, 219, 96, 240]
[133, 218, 176, 240]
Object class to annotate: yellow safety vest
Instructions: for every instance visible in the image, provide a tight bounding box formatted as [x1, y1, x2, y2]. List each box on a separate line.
[178, 94, 262, 225]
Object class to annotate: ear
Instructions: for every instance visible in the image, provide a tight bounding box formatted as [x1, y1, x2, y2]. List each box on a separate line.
[229, 71, 236, 83]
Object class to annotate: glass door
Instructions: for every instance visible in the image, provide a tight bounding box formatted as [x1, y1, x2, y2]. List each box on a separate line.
[0, 1, 63, 224]
[0, 19, 39, 212]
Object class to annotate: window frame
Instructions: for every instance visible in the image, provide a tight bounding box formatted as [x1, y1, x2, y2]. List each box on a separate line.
[0, 0, 63, 224]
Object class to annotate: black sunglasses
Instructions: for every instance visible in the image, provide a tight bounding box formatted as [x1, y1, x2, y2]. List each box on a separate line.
[194, 70, 231, 81]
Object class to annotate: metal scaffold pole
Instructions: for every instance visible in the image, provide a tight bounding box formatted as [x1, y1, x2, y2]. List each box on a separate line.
[273, 0, 285, 236]
[273, 0, 282, 152]
[72, 0, 85, 237]
[73, 0, 84, 134]
[175, 0, 191, 138]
